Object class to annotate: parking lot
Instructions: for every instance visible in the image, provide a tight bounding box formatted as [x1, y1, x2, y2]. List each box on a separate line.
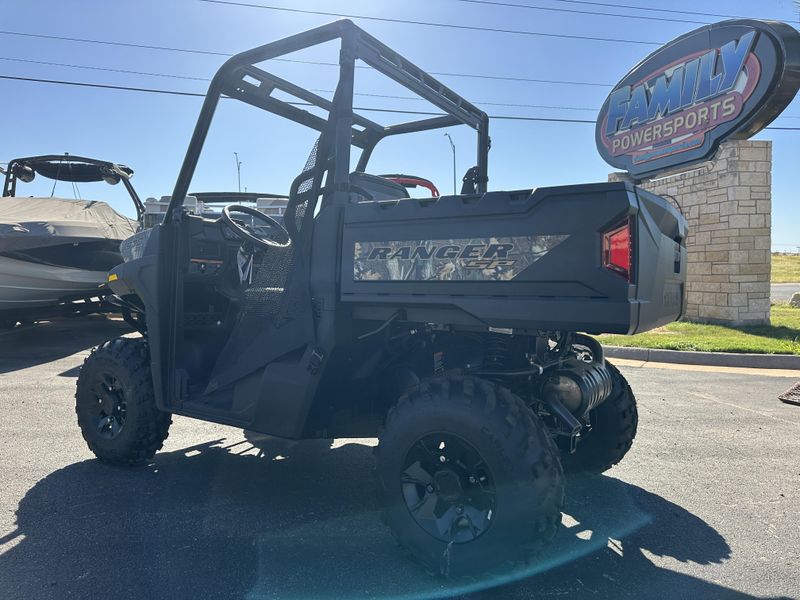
[0, 317, 798, 600]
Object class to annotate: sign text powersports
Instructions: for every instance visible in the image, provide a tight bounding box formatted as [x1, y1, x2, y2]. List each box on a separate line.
[596, 20, 800, 179]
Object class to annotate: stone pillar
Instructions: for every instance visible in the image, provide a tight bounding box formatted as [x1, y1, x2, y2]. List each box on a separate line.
[610, 139, 772, 326]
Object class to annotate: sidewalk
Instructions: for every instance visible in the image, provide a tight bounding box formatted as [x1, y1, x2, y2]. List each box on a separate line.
[604, 345, 800, 370]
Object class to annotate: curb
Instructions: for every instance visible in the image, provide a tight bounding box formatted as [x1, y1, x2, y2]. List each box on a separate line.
[603, 345, 800, 370]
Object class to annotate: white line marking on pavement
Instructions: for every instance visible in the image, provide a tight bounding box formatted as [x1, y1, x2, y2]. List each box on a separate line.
[688, 391, 799, 427]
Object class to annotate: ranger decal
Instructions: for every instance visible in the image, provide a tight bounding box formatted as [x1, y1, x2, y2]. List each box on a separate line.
[353, 235, 568, 281]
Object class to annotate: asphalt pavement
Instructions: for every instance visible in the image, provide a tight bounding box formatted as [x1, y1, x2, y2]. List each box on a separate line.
[0, 317, 798, 600]
[772, 283, 800, 303]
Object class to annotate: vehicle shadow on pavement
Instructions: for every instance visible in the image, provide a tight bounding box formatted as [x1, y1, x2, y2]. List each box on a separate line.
[0, 316, 130, 375]
[0, 437, 789, 600]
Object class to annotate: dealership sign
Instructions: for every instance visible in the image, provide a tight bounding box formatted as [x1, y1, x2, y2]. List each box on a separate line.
[597, 20, 800, 179]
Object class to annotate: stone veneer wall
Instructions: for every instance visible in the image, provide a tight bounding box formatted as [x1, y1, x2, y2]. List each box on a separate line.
[610, 139, 772, 326]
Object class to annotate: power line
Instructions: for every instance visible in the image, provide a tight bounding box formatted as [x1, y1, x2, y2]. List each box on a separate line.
[425, 70, 609, 87]
[4, 73, 800, 130]
[546, 0, 749, 20]
[7, 52, 799, 119]
[2, 35, 799, 120]
[0, 56, 600, 112]
[195, 0, 663, 46]
[0, 73, 595, 124]
[0, 30, 233, 57]
[0, 30, 613, 88]
[550, 0, 799, 24]
[0, 74, 211, 98]
[0, 56, 211, 82]
[449, 0, 708, 25]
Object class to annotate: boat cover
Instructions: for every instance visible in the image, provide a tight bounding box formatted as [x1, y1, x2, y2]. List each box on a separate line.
[0, 197, 139, 253]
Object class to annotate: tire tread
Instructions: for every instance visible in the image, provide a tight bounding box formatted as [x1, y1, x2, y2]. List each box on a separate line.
[377, 375, 565, 576]
[75, 337, 171, 466]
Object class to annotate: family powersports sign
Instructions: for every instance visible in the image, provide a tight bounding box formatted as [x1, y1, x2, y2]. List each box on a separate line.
[596, 19, 800, 179]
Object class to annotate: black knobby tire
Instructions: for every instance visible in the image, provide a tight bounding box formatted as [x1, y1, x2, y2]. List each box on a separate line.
[75, 337, 171, 466]
[376, 376, 564, 577]
[562, 361, 638, 474]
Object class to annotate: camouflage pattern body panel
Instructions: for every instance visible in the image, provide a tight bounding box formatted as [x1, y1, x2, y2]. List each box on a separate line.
[353, 235, 568, 281]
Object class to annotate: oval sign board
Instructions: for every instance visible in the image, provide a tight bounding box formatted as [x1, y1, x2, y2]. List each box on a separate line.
[596, 19, 800, 179]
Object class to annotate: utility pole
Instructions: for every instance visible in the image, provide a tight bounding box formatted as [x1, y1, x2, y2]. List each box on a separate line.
[234, 152, 242, 193]
[444, 133, 456, 195]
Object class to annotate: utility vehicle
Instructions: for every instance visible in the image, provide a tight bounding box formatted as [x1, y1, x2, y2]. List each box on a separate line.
[75, 20, 687, 575]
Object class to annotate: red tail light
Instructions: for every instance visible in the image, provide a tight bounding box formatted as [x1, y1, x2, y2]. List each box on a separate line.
[603, 219, 633, 281]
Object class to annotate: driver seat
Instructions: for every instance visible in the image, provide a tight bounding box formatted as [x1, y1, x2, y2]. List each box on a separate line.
[203, 137, 326, 398]
[243, 246, 293, 318]
[239, 137, 323, 321]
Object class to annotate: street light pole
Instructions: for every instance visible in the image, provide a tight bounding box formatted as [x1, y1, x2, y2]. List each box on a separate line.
[234, 152, 242, 193]
[444, 133, 456, 195]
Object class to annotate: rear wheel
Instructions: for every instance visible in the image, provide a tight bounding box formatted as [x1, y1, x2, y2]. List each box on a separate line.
[75, 337, 171, 466]
[376, 376, 564, 577]
[562, 361, 638, 474]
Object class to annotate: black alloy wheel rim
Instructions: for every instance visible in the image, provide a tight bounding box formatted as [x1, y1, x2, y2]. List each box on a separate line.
[90, 371, 127, 439]
[401, 433, 496, 543]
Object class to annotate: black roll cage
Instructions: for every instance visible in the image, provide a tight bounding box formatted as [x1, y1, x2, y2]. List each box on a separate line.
[2, 153, 144, 221]
[165, 19, 490, 223]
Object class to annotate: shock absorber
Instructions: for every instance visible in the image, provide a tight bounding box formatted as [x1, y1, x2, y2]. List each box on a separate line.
[484, 333, 512, 370]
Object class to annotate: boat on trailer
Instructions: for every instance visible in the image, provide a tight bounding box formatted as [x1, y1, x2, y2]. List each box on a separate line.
[0, 154, 143, 327]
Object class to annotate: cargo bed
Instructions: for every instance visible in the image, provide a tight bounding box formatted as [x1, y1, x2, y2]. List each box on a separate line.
[341, 181, 687, 335]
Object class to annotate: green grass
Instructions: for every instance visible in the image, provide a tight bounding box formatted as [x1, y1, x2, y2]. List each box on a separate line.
[772, 253, 800, 283]
[599, 305, 800, 355]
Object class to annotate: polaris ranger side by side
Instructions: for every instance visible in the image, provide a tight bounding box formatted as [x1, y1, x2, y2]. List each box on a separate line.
[75, 20, 687, 574]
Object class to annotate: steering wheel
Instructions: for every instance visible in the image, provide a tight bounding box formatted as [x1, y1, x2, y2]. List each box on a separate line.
[221, 204, 291, 249]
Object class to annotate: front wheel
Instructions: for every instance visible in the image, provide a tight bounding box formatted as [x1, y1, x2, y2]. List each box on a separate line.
[75, 337, 171, 466]
[376, 376, 564, 577]
[562, 361, 638, 474]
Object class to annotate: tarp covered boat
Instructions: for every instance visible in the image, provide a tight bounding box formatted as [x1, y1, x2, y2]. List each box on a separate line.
[0, 155, 142, 325]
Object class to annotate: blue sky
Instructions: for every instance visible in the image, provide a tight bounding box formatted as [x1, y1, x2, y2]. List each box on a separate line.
[2, 0, 799, 250]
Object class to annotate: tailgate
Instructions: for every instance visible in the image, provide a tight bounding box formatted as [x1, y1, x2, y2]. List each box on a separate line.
[341, 182, 687, 335]
[632, 188, 688, 333]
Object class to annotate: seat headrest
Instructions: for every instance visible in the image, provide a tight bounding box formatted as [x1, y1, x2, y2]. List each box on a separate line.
[349, 172, 410, 202]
